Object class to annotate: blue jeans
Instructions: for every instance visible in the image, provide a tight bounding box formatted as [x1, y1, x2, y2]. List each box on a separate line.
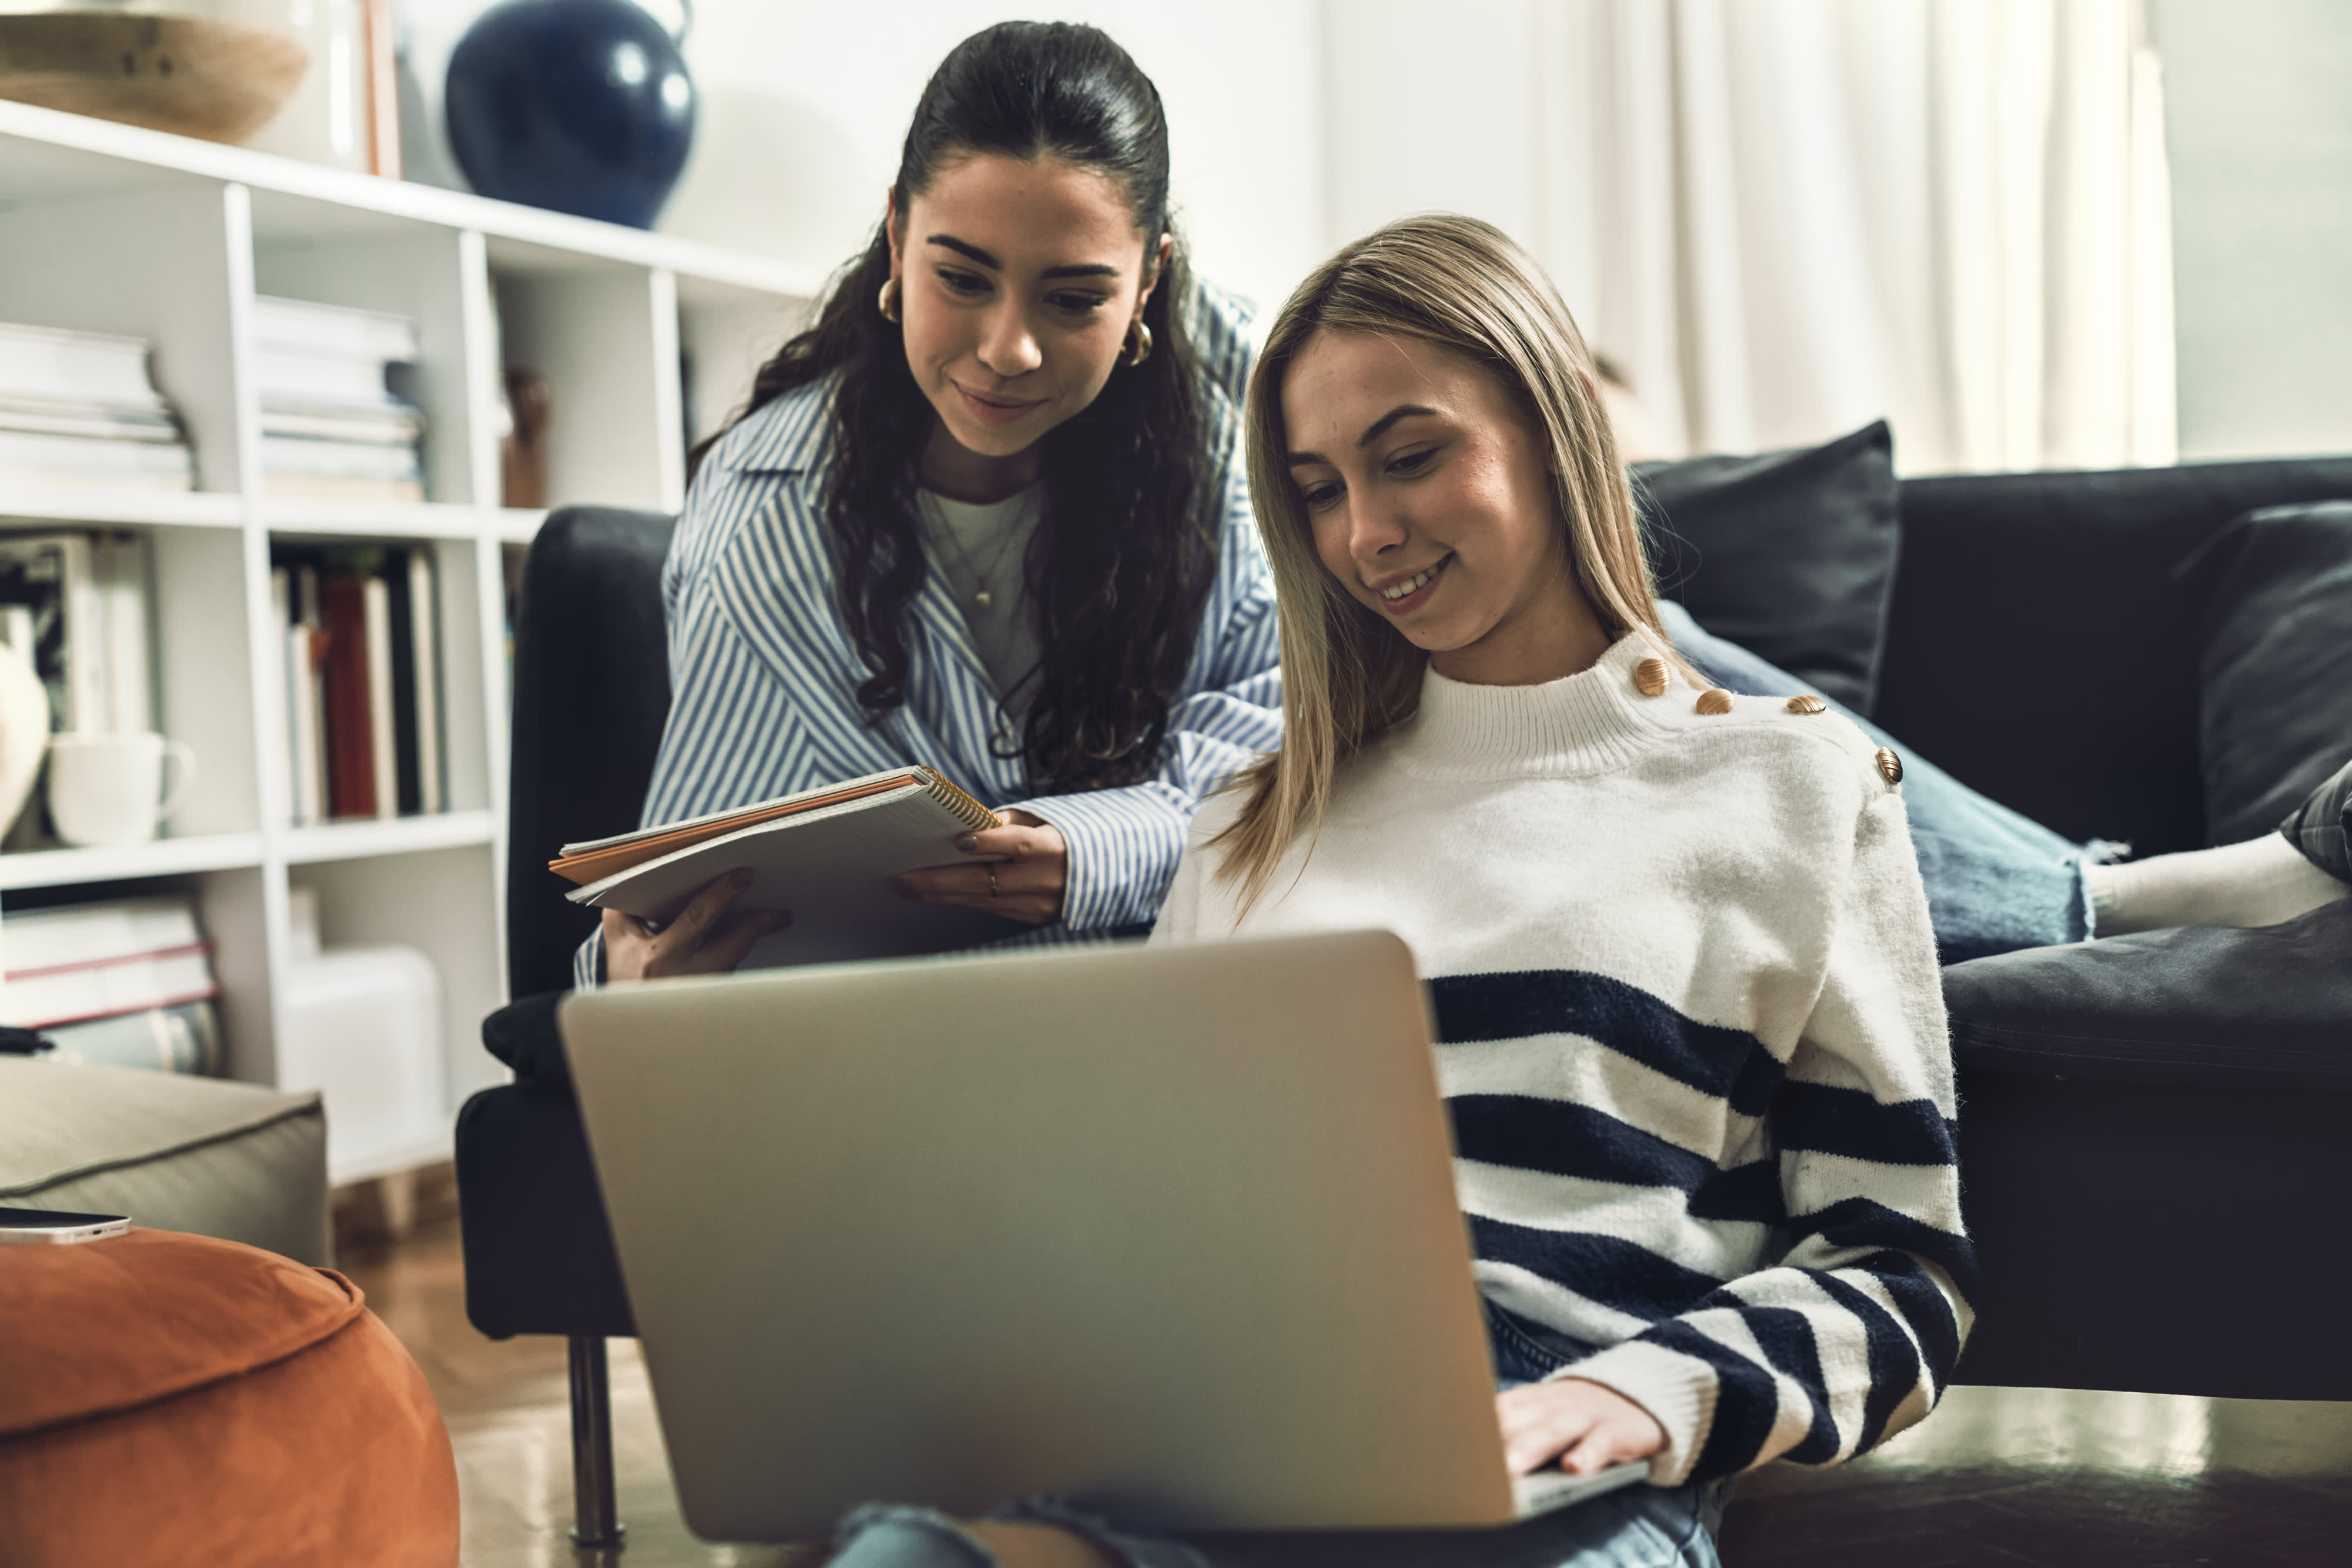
[826, 1306, 1726, 1568]
[1658, 601, 2097, 962]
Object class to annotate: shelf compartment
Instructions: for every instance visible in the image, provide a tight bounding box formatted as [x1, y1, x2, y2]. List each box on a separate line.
[292, 840, 506, 1126]
[280, 808, 495, 866]
[253, 223, 493, 507]
[0, 178, 253, 496]
[493, 260, 683, 513]
[0, 831, 265, 891]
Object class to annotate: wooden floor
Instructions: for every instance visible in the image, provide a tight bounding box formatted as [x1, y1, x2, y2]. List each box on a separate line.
[342, 1214, 2352, 1567]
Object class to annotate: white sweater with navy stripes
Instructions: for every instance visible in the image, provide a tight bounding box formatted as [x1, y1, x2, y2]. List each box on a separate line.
[1152, 630, 1976, 1486]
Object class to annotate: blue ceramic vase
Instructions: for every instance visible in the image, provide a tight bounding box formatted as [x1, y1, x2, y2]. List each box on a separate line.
[444, 0, 696, 230]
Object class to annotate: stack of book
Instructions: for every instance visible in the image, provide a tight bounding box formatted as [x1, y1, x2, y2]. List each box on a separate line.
[253, 296, 427, 503]
[272, 545, 446, 824]
[0, 530, 153, 736]
[0, 321, 193, 492]
[0, 893, 223, 1074]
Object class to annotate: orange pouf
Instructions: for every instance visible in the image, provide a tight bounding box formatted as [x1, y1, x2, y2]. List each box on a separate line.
[0, 1228, 458, 1568]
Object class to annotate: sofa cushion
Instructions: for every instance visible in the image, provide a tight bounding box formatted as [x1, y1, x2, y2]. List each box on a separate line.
[1943, 898, 2352, 1090]
[0, 1059, 329, 1265]
[2176, 501, 2352, 847]
[1634, 420, 1900, 714]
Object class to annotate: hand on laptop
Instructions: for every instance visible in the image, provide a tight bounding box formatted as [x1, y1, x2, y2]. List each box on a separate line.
[603, 869, 791, 982]
[891, 810, 1068, 925]
[1497, 1376, 1666, 1478]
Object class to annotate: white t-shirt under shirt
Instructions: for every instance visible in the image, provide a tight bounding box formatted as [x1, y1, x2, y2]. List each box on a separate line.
[918, 485, 1044, 718]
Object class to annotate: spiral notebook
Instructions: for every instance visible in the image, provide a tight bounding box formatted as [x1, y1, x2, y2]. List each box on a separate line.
[551, 768, 1023, 967]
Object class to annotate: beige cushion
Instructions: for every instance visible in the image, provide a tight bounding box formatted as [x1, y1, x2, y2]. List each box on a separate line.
[0, 1060, 328, 1266]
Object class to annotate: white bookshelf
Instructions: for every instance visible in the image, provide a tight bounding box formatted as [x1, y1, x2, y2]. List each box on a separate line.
[0, 99, 814, 1182]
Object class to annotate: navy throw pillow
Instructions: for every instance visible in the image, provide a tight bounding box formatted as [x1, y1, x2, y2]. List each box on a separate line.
[2174, 501, 2352, 847]
[1634, 421, 1900, 715]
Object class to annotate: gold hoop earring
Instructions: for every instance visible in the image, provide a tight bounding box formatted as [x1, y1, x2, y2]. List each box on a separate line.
[1122, 319, 1153, 367]
[878, 277, 902, 323]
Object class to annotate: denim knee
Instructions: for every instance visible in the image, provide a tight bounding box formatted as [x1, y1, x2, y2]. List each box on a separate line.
[828, 1504, 1001, 1568]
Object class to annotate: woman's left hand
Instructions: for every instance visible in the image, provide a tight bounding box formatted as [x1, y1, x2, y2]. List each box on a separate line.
[1495, 1377, 1667, 1477]
[892, 808, 1067, 926]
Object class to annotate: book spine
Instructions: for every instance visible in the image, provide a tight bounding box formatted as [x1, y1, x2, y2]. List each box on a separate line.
[54, 534, 101, 737]
[384, 548, 422, 816]
[320, 576, 375, 818]
[298, 567, 329, 824]
[271, 566, 296, 824]
[0, 466, 193, 495]
[0, 429, 196, 475]
[96, 531, 152, 734]
[1, 898, 203, 974]
[250, 297, 420, 363]
[8, 937, 212, 981]
[0, 324, 160, 406]
[252, 349, 394, 406]
[38, 999, 220, 1075]
[363, 573, 398, 819]
[258, 434, 425, 480]
[410, 549, 444, 815]
[0, 948, 219, 1031]
[0, 403, 182, 442]
[363, 0, 402, 179]
[259, 473, 427, 504]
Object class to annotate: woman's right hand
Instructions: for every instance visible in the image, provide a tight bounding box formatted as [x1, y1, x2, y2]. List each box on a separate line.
[601, 868, 791, 982]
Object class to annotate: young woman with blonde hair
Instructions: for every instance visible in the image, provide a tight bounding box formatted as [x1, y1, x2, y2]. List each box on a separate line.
[1154, 213, 1974, 1566]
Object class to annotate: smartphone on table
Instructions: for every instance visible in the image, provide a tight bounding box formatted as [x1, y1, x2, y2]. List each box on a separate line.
[0, 1207, 131, 1244]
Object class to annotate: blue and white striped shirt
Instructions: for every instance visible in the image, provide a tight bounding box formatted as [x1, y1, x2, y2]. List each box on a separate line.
[576, 285, 1280, 986]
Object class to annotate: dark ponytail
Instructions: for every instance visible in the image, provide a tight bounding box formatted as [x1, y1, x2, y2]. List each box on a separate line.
[694, 21, 1214, 795]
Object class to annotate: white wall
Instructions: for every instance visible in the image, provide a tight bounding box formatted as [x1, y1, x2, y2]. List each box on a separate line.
[397, 1, 1328, 320]
[2154, 0, 2352, 460]
[1321, 0, 1546, 278]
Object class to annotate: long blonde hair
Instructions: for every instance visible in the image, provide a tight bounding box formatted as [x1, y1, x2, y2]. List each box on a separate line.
[1213, 214, 1686, 909]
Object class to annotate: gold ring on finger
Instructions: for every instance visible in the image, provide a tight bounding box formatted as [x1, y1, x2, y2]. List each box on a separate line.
[987, 866, 1000, 898]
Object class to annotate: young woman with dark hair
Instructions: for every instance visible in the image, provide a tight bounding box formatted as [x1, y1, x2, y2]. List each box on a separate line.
[589, 21, 1278, 984]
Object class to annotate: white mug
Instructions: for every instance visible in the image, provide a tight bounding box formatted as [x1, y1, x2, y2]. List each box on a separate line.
[46, 732, 197, 848]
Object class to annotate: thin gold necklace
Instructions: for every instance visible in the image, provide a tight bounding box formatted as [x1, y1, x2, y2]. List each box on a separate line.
[924, 492, 1029, 609]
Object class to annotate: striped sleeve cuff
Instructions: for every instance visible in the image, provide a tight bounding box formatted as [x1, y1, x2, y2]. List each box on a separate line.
[572, 925, 606, 991]
[1546, 1338, 1718, 1487]
[1010, 783, 1189, 932]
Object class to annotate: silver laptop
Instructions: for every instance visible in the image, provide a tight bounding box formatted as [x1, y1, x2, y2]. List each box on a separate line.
[560, 928, 1646, 1543]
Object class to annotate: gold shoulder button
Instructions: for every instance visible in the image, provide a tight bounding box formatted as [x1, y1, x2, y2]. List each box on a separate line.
[1785, 694, 1826, 715]
[1633, 657, 1670, 697]
[1875, 747, 1904, 786]
[1695, 688, 1735, 716]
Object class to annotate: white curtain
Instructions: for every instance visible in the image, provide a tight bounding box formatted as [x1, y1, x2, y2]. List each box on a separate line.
[1531, 0, 2177, 473]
